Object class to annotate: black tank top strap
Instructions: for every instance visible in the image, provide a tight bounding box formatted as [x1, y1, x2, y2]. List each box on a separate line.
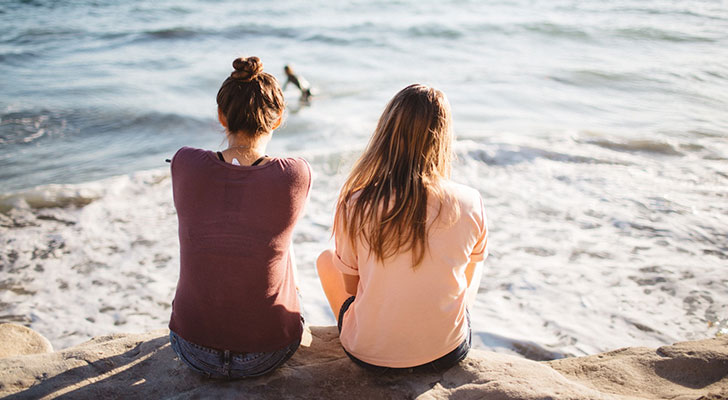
[219, 151, 266, 166]
[251, 156, 268, 166]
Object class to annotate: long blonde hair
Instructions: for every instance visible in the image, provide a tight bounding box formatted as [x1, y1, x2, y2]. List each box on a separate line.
[334, 84, 454, 268]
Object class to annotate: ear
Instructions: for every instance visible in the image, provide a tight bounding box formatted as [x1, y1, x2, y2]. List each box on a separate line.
[217, 108, 228, 129]
[272, 115, 283, 130]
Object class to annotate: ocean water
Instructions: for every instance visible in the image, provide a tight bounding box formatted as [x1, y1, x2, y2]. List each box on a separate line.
[1, 0, 727, 358]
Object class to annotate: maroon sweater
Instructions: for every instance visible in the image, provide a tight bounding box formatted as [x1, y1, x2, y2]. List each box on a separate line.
[169, 147, 311, 352]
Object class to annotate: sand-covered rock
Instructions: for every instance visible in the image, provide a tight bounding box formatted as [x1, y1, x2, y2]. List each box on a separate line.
[0, 323, 53, 359]
[0, 326, 725, 399]
[549, 338, 728, 400]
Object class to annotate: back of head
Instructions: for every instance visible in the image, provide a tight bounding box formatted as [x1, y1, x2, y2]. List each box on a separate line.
[336, 84, 454, 268]
[371, 84, 453, 182]
[216, 56, 284, 137]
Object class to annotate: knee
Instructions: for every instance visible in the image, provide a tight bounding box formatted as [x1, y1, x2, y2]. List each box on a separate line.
[316, 249, 334, 274]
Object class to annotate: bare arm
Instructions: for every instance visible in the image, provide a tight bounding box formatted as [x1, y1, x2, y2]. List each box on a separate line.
[464, 260, 483, 309]
[342, 273, 359, 296]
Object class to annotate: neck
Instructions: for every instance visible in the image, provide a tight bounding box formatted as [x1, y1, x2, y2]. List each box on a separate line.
[226, 131, 270, 155]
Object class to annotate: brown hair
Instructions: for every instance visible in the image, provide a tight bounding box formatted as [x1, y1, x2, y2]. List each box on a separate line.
[216, 56, 284, 137]
[334, 84, 455, 268]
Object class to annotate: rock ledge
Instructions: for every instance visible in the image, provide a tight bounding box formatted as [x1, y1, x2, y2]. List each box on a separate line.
[0, 326, 726, 399]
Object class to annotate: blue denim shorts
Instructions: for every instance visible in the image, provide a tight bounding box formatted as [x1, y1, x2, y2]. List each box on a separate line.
[169, 321, 302, 380]
[337, 296, 471, 373]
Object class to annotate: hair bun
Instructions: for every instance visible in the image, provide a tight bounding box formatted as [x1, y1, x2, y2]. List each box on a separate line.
[231, 56, 263, 82]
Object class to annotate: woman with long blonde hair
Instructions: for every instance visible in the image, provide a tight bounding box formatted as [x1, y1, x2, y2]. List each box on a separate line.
[317, 84, 488, 371]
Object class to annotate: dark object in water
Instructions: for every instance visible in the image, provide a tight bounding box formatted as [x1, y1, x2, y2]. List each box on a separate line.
[284, 65, 313, 102]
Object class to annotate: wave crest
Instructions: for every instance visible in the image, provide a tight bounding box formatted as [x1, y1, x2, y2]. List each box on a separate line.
[0, 184, 104, 214]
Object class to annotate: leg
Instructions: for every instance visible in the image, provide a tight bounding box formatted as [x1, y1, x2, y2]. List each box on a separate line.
[316, 249, 351, 318]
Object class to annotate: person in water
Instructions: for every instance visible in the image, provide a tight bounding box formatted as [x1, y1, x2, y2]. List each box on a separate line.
[283, 64, 313, 102]
[317, 84, 488, 372]
[168, 56, 312, 379]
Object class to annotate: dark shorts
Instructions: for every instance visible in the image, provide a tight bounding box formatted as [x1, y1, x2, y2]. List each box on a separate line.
[337, 296, 471, 373]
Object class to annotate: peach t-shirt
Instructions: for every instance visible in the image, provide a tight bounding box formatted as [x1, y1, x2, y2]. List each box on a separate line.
[333, 181, 488, 368]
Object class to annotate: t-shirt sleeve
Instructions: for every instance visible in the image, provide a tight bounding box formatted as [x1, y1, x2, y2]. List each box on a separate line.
[469, 195, 488, 262]
[332, 211, 359, 276]
[169, 147, 188, 173]
[299, 158, 313, 198]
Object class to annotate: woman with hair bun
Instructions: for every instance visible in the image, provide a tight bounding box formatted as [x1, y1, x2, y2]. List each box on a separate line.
[317, 84, 488, 372]
[168, 56, 311, 379]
